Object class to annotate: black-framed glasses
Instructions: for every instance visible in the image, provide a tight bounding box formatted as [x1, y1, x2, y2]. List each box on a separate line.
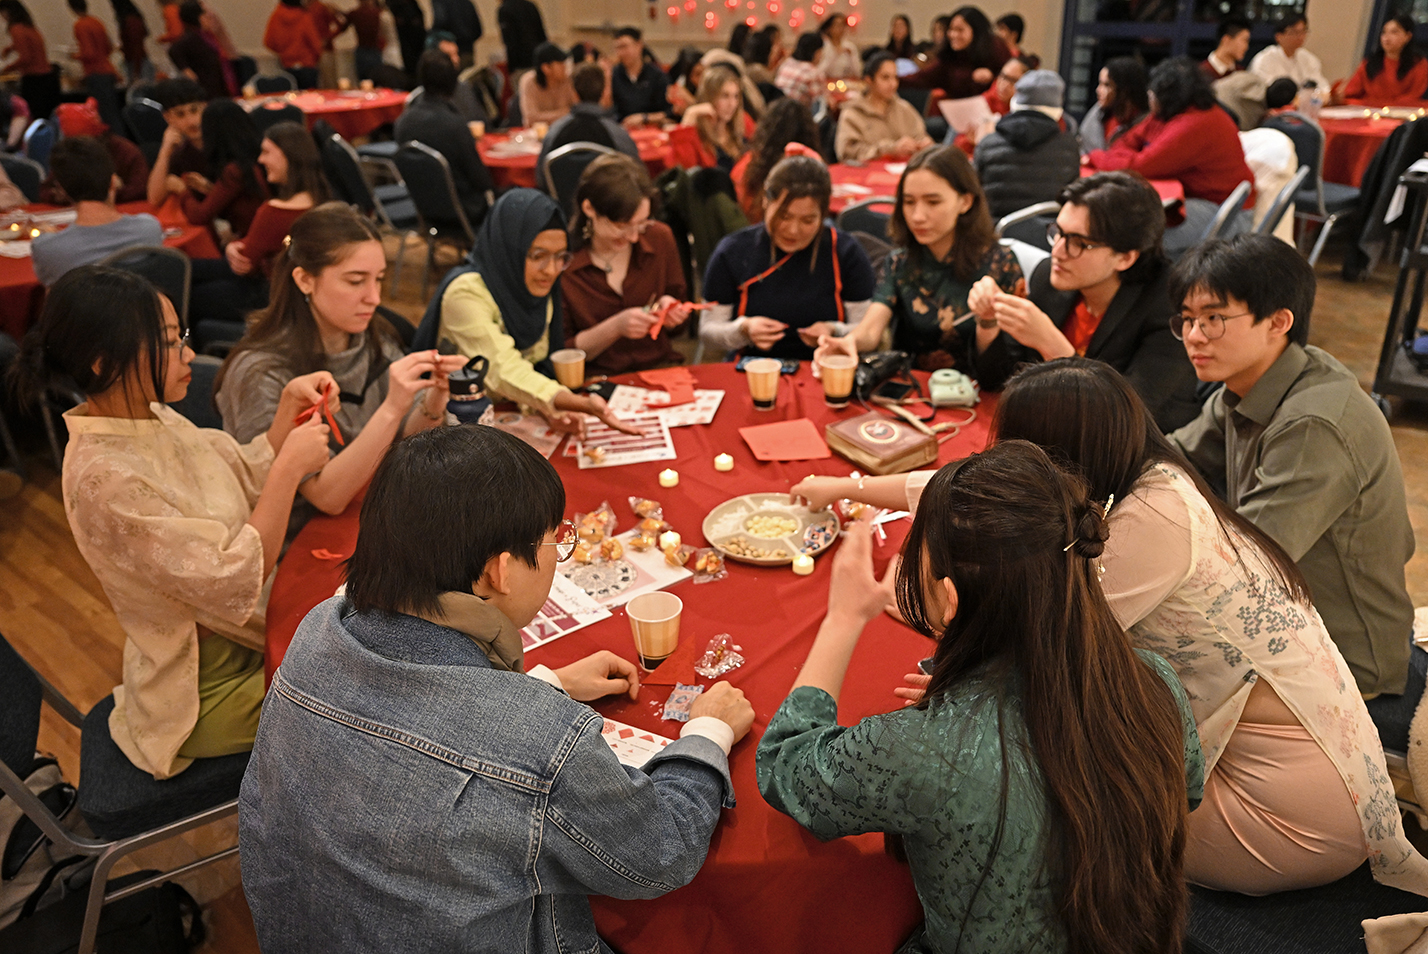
[543, 520, 578, 562]
[1171, 311, 1254, 341]
[1046, 222, 1108, 258]
[527, 249, 575, 271]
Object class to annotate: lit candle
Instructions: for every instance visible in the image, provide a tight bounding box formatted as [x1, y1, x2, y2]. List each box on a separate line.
[659, 530, 682, 551]
[792, 554, 814, 575]
[714, 453, 734, 472]
[659, 468, 679, 487]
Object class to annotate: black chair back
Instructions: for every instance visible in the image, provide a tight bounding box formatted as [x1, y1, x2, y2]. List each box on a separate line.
[250, 103, 306, 135]
[323, 133, 377, 212]
[1263, 112, 1326, 213]
[835, 196, 895, 238]
[123, 97, 167, 146]
[167, 356, 223, 428]
[0, 631, 42, 779]
[253, 72, 297, 93]
[543, 142, 617, 216]
[22, 119, 57, 172]
[1, 154, 45, 203]
[96, 246, 192, 325]
[393, 141, 475, 241]
[898, 87, 931, 116]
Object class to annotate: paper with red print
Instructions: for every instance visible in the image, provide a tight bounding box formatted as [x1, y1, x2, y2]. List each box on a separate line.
[600, 718, 674, 768]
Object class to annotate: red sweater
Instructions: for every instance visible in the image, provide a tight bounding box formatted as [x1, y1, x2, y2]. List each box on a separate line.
[1088, 105, 1255, 206]
[264, 4, 323, 69]
[6, 23, 48, 75]
[181, 161, 267, 237]
[236, 202, 307, 277]
[74, 16, 118, 77]
[1343, 56, 1428, 106]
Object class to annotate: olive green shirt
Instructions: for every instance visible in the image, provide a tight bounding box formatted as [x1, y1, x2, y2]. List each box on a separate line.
[1169, 343, 1415, 695]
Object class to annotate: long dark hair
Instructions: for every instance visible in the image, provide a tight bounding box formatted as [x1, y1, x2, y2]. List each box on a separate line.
[262, 121, 332, 203]
[1367, 15, 1422, 80]
[1102, 55, 1149, 126]
[667, 45, 703, 92]
[201, 99, 263, 198]
[728, 22, 752, 55]
[938, 6, 996, 67]
[0, 0, 34, 28]
[108, 0, 145, 26]
[215, 203, 396, 393]
[897, 439, 1190, 954]
[889, 145, 996, 281]
[742, 97, 819, 210]
[762, 155, 831, 270]
[1147, 56, 1215, 120]
[886, 14, 915, 58]
[995, 357, 1311, 605]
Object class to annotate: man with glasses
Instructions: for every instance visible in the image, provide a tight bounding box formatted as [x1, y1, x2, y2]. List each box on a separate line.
[1167, 233, 1414, 699]
[971, 171, 1201, 430]
[1249, 13, 1329, 93]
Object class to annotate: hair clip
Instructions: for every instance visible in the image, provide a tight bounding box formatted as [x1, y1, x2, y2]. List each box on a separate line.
[282, 234, 293, 249]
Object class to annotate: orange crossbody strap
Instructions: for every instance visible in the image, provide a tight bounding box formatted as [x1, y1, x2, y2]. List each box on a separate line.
[736, 226, 844, 324]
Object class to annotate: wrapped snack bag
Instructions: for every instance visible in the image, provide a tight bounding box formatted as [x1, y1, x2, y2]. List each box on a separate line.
[694, 634, 745, 679]
[692, 548, 727, 584]
[575, 501, 618, 543]
[628, 496, 665, 520]
[663, 543, 695, 568]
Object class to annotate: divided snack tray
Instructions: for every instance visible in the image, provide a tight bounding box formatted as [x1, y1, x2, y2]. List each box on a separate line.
[702, 493, 840, 566]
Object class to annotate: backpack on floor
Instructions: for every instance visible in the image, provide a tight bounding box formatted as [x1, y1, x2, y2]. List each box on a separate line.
[0, 756, 95, 931]
[0, 869, 204, 954]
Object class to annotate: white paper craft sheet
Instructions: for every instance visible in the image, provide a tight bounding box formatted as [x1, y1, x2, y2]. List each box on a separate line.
[606, 385, 725, 427]
[600, 718, 673, 767]
[519, 572, 612, 651]
[560, 527, 694, 607]
[938, 94, 994, 133]
[574, 412, 676, 468]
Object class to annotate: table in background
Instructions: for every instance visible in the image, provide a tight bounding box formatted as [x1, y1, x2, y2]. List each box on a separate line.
[0, 198, 220, 341]
[1321, 114, 1402, 187]
[478, 126, 673, 190]
[265, 362, 998, 954]
[245, 88, 408, 141]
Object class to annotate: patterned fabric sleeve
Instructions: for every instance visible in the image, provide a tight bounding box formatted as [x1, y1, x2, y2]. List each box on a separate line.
[1135, 648, 1206, 810]
[872, 247, 905, 310]
[985, 242, 1025, 294]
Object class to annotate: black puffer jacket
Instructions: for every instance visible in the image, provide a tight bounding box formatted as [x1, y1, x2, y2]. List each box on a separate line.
[973, 110, 1081, 221]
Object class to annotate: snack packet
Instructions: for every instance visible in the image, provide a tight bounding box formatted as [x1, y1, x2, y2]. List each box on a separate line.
[663, 543, 695, 568]
[628, 496, 665, 521]
[691, 548, 727, 584]
[694, 634, 745, 679]
[637, 515, 670, 536]
[575, 500, 618, 543]
[662, 682, 705, 722]
[600, 537, 624, 561]
[627, 531, 659, 552]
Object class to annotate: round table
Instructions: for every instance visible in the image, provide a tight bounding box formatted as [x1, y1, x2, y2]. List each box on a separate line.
[478, 126, 674, 190]
[245, 88, 409, 141]
[265, 362, 998, 954]
[1321, 114, 1402, 187]
[0, 198, 220, 341]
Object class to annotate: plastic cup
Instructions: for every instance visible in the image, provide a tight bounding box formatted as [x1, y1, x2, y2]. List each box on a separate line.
[817, 354, 857, 408]
[744, 357, 782, 410]
[337, 77, 351, 90]
[626, 592, 682, 670]
[359, 78, 374, 91]
[549, 348, 586, 389]
[468, 120, 485, 138]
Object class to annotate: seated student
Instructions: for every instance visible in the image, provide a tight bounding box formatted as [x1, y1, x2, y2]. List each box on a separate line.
[665, 45, 704, 117]
[146, 77, 210, 208]
[519, 42, 577, 126]
[536, 62, 641, 173]
[179, 99, 266, 242]
[15, 266, 333, 778]
[0, 163, 22, 210]
[561, 155, 692, 374]
[818, 12, 861, 81]
[1086, 57, 1255, 258]
[981, 54, 1029, 116]
[1342, 15, 1428, 105]
[789, 358, 1428, 898]
[1079, 55, 1149, 154]
[1262, 76, 1300, 116]
[700, 155, 876, 361]
[611, 26, 668, 125]
[395, 49, 495, 229]
[732, 97, 820, 222]
[835, 52, 934, 162]
[422, 188, 635, 434]
[1250, 13, 1328, 92]
[1168, 234, 1417, 699]
[762, 440, 1203, 951]
[993, 12, 1023, 57]
[190, 120, 328, 347]
[903, 6, 1010, 99]
[32, 138, 163, 288]
[819, 146, 1021, 373]
[774, 31, 824, 109]
[217, 204, 464, 531]
[885, 14, 915, 60]
[1202, 17, 1250, 81]
[973, 69, 1079, 220]
[39, 98, 148, 205]
[970, 172, 1200, 430]
[239, 424, 754, 953]
[168, 0, 229, 98]
[263, 0, 322, 89]
[681, 64, 751, 171]
[426, 31, 486, 123]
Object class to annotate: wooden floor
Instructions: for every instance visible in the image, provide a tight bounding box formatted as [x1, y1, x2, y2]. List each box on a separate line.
[2, 240, 1428, 951]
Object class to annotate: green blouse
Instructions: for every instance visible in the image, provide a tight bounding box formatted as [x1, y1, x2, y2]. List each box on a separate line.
[756, 649, 1203, 954]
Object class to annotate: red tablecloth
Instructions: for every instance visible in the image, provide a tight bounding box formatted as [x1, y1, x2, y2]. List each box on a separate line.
[478, 126, 674, 190]
[264, 362, 999, 954]
[1321, 114, 1400, 187]
[246, 88, 409, 141]
[0, 198, 220, 341]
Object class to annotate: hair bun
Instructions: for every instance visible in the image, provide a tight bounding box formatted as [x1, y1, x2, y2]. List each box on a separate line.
[1070, 501, 1110, 560]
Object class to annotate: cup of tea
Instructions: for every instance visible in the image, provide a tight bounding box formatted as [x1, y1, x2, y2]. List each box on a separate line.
[468, 120, 486, 138]
[337, 77, 351, 90]
[532, 121, 550, 140]
[626, 592, 682, 671]
[816, 354, 858, 409]
[549, 348, 587, 389]
[359, 78, 374, 91]
[744, 357, 782, 410]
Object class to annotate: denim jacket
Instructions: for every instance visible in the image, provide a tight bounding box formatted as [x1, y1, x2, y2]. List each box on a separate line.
[239, 596, 735, 954]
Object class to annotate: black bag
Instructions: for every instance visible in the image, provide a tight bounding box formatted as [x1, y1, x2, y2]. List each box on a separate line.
[854, 350, 914, 401]
[1, 757, 95, 930]
[0, 870, 204, 954]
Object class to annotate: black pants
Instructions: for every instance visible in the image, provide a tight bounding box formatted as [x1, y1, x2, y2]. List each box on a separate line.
[189, 258, 269, 350]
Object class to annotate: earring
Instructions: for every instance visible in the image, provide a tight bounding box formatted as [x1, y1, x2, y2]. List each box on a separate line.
[582, 220, 593, 240]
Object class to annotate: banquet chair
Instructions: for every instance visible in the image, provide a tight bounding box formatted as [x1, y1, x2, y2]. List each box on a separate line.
[1262, 112, 1361, 266]
[836, 196, 895, 238]
[323, 133, 419, 290]
[253, 71, 298, 94]
[1200, 180, 1252, 243]
[0, 332, 24, 486]
[543, 142, 617, 215]
[995, 200, 1060, 250]
[1253, 164, 1310, 238]
[250, 102, 305, 135]
[22, 118, 57, 172]
[0, 631, 246, 954]
[0, 153, 44, 203]
[167, 356, 223, 429]
[897, 87, 931, 117]
[122, 98, 167, 163]
[999, 237, 1050, 280]
[392, 141, 480, 296]
[96, 245, 191, 326]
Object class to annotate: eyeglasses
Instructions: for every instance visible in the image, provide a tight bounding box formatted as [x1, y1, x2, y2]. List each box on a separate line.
[527, 250, 575, 271]
[542, 520, 578, 562]
[1046, 223, 1108, 258]
[168, 329, 191, 353]
[1171, 311, 1254, 341]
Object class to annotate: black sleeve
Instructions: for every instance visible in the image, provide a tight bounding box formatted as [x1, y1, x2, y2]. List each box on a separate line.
[1115, 269, 1202, 432]
[836, 230, 876, 301]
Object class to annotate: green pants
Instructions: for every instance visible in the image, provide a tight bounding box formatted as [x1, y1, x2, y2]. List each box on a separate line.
[176, 633, 265, 759]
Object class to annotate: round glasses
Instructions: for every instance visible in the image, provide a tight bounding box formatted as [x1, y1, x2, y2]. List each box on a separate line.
[1170, 311, 1254, 341]
[1046, 223, 1108, 258]
[527, 250, 575, 271]
[542, 520, 578, 562]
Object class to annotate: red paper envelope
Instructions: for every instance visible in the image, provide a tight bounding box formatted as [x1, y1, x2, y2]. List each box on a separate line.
[638, 368, 697, 406]
[738, 418, 831, 461]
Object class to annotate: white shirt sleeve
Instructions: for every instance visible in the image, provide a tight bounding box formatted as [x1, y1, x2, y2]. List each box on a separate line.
[698, 303, 752, 353]
[526, 664, 566, 691]
[680, 716, 734, 755]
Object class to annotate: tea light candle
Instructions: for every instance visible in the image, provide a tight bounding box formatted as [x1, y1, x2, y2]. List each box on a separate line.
[714, 453, 734, 472]
[659, 468, 679, 487]
[659, 530, 682, 551]
[792, 554, 814, 575]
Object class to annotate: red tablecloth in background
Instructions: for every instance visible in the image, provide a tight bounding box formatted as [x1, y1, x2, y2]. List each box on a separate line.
[479, 127, 674, 190]
[1321, 115, 1400, 187]
[255, 88, 408, 141]
[264, 362, 999, 954]
[0, 197, 220, 341]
